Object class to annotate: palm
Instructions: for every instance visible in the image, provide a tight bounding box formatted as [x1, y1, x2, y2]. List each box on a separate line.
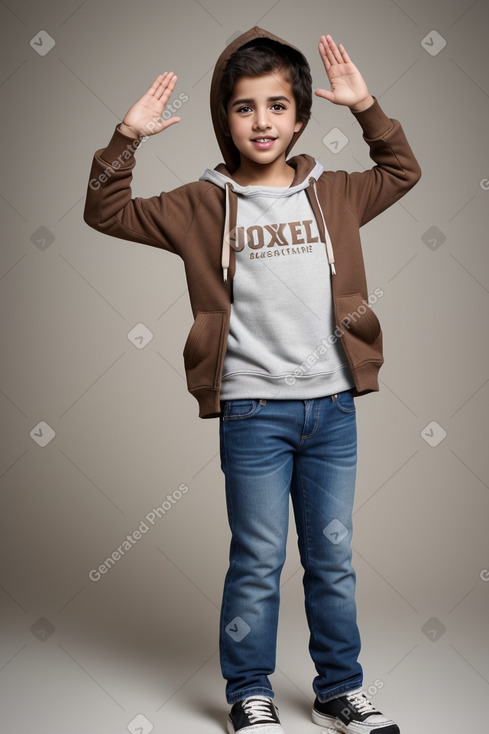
[123, 72, 180, 136]
[316, 35, 369, 107]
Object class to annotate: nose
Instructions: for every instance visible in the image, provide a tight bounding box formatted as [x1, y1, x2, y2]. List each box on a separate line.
[253, 107, 271, 131]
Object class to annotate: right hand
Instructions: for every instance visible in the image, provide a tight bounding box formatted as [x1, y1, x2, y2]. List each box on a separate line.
[120, 72, 181, 139]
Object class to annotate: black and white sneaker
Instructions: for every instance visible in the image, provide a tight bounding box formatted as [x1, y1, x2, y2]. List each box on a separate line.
[312, 688, 400, 733]
[228, 695, 284, 733]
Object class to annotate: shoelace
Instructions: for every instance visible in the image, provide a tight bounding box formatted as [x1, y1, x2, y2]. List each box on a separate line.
[345, 691, 380, 716]
[242, 697, 277, 724]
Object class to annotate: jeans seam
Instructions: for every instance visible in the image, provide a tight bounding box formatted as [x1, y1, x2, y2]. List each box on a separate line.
[294, 455, 318, 650]
[299, 399, 321, 444]
[219, 421, 232, 681]
[332, 390, 356, 415]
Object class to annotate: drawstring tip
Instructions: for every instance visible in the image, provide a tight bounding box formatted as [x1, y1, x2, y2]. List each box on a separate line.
[331, 263, 336, 276]
[223, 268, 228, 283]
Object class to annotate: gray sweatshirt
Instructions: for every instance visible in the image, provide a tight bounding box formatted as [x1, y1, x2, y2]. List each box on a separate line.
[200, 161, 355, 400]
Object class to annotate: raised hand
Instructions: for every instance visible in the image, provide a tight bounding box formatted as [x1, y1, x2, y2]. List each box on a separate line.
[120, 72, 181, 139]
[315, 35, 372, 112]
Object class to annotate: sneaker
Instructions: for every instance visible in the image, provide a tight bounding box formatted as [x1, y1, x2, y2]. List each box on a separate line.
[228, 695, 284, 733]
[312, 688, 400, 733]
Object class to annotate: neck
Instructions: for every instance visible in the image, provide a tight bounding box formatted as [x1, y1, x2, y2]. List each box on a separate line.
[232, 157, 295, 187]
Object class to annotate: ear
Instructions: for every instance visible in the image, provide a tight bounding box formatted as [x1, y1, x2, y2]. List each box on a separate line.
[294, 120, 303, 133]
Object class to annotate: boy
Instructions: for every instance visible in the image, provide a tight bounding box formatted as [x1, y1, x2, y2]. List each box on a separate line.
[84, 27, 420, 734]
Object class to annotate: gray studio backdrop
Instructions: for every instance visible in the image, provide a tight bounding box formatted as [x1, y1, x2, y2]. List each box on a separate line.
[1, 0, 488, 732]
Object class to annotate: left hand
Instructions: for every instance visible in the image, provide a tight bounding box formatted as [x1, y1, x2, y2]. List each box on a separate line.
[315, 35, 373, 112]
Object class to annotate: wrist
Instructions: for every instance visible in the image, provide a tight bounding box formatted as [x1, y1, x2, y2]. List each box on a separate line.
[349, 94, 374, 114]
[118, 122, 141, 139]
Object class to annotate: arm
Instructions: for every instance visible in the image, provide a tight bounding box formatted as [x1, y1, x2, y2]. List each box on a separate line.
[83, 73, 189, 253]
[315, 35, 421, 224]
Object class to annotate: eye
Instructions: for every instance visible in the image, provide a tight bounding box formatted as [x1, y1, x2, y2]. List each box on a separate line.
[236, 105, 252, 114]
[271, 103, 286, 111]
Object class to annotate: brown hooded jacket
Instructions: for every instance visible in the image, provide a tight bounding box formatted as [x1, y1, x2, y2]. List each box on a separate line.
[83, 27, 421, 418]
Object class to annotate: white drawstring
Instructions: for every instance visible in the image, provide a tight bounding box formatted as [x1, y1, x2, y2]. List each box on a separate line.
[310, 178, 336, 275]
[221, 182, 233, 282]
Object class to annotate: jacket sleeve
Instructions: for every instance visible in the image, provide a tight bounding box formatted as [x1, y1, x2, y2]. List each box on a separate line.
[334, 97, 421, 226]
[83, 125, 201, 256]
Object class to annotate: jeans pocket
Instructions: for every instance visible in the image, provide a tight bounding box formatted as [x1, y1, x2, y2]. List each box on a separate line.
[222, 399, 262, 421]
[331, 389, 356, 414]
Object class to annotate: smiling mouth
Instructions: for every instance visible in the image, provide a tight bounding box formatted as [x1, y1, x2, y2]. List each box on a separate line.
[252, 137, 276, 142]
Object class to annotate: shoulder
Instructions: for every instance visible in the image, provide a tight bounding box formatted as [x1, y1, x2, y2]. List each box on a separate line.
[161, 179, 224, 202]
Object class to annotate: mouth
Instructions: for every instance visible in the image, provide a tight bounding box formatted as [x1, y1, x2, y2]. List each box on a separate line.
[251, 137, 277, 149]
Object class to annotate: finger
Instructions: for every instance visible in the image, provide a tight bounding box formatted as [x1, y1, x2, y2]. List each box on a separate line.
[318, 39, 331, 70]
[321, 39, 339, 69]
[338, 43, 352, 64]
[147, 74, 166, 96]
[160, 73, 178, 104]
[160, 116, 181, 131]
[152, 72, 177, 100]
[314, 88, 334, 102]
[325, 34, 343, 65]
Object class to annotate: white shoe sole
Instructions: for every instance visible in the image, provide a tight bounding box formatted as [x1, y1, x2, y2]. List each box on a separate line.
[312, 707, 344, 731]
[227, 720, 285, 734]
[312, 706, 399, 733]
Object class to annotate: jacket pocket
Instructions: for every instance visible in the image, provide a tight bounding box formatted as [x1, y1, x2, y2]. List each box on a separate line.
[334, 293, 383, 366]
[183, 311, 228, 391]
[335, 293, 381, 345]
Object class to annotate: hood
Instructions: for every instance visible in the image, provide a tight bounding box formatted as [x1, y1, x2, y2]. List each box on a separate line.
[201, 156, 324, 195]
[210, 26, 310, 173]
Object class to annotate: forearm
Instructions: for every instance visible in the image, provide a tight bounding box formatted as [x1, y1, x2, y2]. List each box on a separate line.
[83, 127, 141, 234]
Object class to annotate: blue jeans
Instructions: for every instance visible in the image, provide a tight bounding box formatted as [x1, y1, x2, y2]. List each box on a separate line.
[219, 391, 363, 704]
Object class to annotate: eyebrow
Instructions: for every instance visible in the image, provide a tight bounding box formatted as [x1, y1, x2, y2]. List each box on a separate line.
[230, 95, 291, 107]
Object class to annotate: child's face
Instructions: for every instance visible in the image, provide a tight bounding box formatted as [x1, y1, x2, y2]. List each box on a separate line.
[227, 71, 303, 172]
